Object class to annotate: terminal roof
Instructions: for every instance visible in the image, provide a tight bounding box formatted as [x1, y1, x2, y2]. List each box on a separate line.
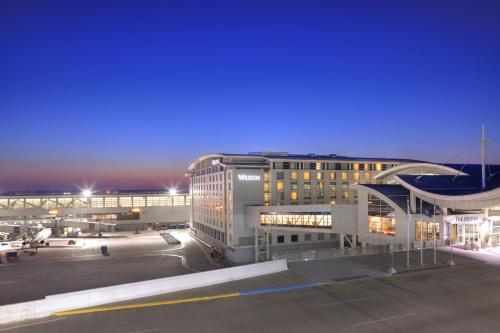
[397, 170, 500, 196]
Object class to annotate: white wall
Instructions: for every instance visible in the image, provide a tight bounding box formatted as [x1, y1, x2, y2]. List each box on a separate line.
[0, 259, 288, 325]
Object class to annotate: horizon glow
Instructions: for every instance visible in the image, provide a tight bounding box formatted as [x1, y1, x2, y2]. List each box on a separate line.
[1, 0, 500, 191]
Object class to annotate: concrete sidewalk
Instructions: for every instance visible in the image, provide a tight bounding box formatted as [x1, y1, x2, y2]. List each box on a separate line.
[438, 245, 500, 265]
[289, 249, 480, 283]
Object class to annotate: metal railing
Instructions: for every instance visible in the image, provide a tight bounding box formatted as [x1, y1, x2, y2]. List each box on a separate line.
[272, 245, 384, 262]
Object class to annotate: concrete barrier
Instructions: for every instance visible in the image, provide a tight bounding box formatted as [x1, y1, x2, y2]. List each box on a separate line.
[0, 259, 287, 325]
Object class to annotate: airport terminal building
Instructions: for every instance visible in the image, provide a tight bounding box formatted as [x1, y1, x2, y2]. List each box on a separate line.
[0, 192, 191, 236]
[187, 152, 500, 263]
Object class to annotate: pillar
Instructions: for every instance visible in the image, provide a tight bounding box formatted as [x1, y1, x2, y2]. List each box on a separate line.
[351, 234, 357, 248]
[339, 233, 344, 249]
[265, 228, 270, 261]
[254, 228, 259, 263]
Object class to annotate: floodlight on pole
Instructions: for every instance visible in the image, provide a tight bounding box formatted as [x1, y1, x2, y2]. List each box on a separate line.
[82, 189, 92, 197]
[168, 188, 178, 196]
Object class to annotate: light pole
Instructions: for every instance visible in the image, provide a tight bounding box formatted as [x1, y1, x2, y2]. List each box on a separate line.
[433, 200, 437, 265]
[420, 199, 423, 266]
[406, 197, 411, 268]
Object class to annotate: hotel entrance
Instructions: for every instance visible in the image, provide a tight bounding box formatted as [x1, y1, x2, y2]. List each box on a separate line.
[444, 214, 488, 249]
[458, 223, 481, 249]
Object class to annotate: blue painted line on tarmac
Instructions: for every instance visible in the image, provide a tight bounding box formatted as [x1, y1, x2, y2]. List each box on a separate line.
[239, 283, 317, 296]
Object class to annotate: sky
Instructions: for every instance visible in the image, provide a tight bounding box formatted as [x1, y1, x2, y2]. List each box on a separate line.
[1, 0, 500, 192]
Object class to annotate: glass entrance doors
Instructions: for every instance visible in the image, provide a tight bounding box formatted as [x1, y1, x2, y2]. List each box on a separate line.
[458, 224, 481, 249]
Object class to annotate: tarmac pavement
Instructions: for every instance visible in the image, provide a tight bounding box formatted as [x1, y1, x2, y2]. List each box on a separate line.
[0, 230, 222, 305]
[3, 259, 500, 332]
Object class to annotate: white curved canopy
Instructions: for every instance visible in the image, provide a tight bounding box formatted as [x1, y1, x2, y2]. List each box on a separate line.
[374, 163, 467, 181]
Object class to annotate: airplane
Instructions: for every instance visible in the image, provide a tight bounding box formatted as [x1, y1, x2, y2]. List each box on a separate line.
[0, 227, 53, 261]
[22, 228, 52, 249]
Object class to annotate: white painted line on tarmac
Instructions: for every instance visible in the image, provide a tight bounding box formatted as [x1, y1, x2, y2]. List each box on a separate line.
[477, 276, 500, 282]
[316, 297, 375, 308]
[352, 313, 417, 327]
[0, 317, 66, 332]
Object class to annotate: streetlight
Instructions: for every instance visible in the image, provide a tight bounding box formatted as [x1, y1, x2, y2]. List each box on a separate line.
[80, 187, 93, 235]
[168, 187, 178, 196]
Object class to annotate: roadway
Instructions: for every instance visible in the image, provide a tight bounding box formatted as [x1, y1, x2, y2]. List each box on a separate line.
[3, 256, 500, 332]
[0, 230, 224, 305]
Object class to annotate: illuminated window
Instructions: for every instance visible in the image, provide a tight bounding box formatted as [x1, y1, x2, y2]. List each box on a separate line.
[416, 221, 440, 240]
[303, 172, 310, 180]
[24, 198, 39, 208]
[316, 162, 321, 170]
[304, 182, 311, 190]
[291, 182, 298, 190]
[74, 198, 88, 208]
[264, 182, 270, 191]
[368, 216, 395, 236]
[173, 196, 185, 206]
[329, 172, 336, 180]
[291, 171, 298, 180]
[119, 197, 133, 207]
[353, 163, 359, 171]
[43, 198, 58, 209]
[91, 197, 104, 208]
[0, 199, 9, 209]
[276, 181, 284, 191]
[132, 197, 146, 207]
[364, 163, 369, 171]
[291, 191, 298, 200]
[317, 172, 323, 180]
[341, 172, 348, 181]
[146, 196, 169, 206]
[343, 191, 349, 199]
[368, 194, 396, 236]
[330, 200, 336, 205]
[260, 212, 332, 228]
[376, 163, 382, 171]
[318, 182, 324, 190]
[104, 197, 118, 208]
[365, 172, 371, 181]
[353, 172, 360, 184]
[264, 172, 270, 181]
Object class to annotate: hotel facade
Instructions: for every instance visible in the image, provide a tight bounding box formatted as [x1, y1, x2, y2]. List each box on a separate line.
[187, 152, 455, 263]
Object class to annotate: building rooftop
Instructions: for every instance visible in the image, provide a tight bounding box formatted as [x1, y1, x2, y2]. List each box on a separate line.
[219, 152, 425, 163]
[397, 168, 500, 196]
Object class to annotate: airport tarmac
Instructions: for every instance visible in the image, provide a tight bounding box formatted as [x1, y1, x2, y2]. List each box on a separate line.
[0, 230, 224, 305]
[3, 256, 500, 333]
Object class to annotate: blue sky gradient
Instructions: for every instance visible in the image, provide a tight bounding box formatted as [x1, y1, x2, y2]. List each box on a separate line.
[1, 0, 500, 191]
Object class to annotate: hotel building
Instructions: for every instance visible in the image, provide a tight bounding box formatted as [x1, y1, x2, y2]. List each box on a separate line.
[186, 152, 425, 263]
[188, 152, 500, 263]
